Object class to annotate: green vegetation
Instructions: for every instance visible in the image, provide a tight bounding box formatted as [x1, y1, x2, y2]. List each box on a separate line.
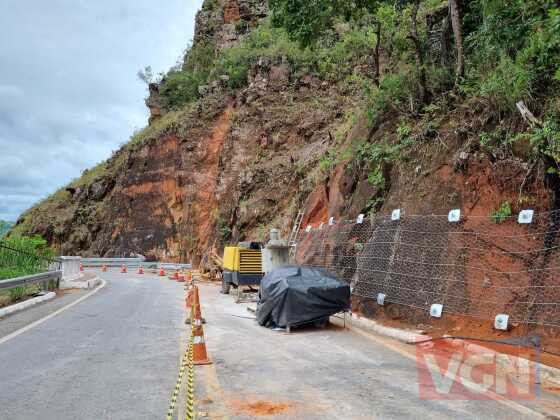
[0, 221, 14, 237]
[491, 201, 513, 224]
[17, 0, 560, 244]
[0, 235, 55, 280]
[319, 150, 337, 174]
[216, 217, 232, 243]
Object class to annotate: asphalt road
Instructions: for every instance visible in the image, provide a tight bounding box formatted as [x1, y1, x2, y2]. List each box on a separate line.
[0, 270, 187, 420]
[195, 283, 558, 419]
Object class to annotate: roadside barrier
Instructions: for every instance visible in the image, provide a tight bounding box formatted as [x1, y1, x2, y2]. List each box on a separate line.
[185, 332, 195, 420]
[192, 324, 212, 365]
[185, 288, 193, 311]
[192, 287, 202, 324]
[167, 281, 200, 419]
[166, 337, 194, 420]
[192, 287, 212, 365]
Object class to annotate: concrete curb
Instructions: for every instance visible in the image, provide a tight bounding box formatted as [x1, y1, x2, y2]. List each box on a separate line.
[330, 313, 560, 387]
[0, 292, 56, 318]
[330, 313, 424, 343]
[60, 275, 101, 290]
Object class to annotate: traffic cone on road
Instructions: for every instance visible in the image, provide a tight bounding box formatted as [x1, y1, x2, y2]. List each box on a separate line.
[80, 263, 84, 272]
[178, 274, 185, 282]
[192, 324, 212, 365]
[102, 265, 107, 272]
[158, 268, 166, 277]
[137, 266, 144, 275]
[192, 286, 205, 325]
[121, 264, 127, 274]
[173, 271, 180, 281]
[185, 286, 205, 325]
[185, 288, 193, 310]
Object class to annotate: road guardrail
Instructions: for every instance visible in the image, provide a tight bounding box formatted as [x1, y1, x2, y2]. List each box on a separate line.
[82, 258, 145, 267]
[82, 258, 191, 270]
[0, 270, 62, 291]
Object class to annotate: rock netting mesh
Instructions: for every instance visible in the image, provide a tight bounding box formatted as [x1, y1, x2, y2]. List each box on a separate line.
[295, 210, 560, 327]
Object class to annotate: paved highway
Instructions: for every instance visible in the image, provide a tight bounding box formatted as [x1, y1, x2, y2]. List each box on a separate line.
[0, 270, 187, 420]
[1, 271, 559, 419]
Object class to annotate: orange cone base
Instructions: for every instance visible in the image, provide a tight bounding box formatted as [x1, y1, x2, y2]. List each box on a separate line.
[193, 341, 212, 365]
[193, 358, 212, 366]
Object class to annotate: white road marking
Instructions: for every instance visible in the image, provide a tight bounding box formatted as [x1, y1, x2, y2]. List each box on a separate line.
[0, 278, 107, 346]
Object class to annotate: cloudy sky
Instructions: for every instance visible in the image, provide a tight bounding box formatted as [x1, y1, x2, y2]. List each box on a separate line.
[0, 0, 203, 221]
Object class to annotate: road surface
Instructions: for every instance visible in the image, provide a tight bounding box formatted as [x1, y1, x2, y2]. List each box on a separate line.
[0, 270, 187, 420]
[1, 271, 559, 419]
[195, 283, 559, 419]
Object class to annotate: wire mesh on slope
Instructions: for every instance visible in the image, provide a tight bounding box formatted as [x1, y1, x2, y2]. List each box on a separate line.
[295, 210, 560, 327]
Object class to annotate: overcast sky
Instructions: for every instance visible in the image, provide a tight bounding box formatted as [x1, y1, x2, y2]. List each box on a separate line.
[0, 0, 203, 221]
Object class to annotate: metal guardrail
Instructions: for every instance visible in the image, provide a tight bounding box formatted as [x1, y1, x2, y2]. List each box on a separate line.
[82, 258, 145, 267]
[157, 263, 192, 270]
[82, 258, 192, 270]
[0, 270, 62, 291]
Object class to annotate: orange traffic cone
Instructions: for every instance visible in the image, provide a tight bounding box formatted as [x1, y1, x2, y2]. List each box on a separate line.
[185, 288, 193, 310]
[192, 324, 212, 365]
[173, 271, 180, 281]
[192, 286, 206, 325]
[102, 265, 107, 272]
[121, 264, 127, 273]
[79, 263, 84, 272]
[178, 274, 185, 283]
[137, 266, 144, 275]
[158, 268, 166, 277]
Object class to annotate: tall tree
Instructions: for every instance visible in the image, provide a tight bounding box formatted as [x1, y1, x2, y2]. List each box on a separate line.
[449, 0, 464, 83]
[408, 0, 428, 103]
[269, 0, 378, 47]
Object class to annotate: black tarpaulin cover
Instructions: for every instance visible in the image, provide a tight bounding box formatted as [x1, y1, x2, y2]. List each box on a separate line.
[256, 266, 350, 328]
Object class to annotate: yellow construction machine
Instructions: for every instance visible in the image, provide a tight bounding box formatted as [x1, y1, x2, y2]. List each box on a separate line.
[221, 243, 264, 300]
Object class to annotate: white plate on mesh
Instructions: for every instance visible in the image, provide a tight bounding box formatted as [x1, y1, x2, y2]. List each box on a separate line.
[494, 314, 509, 330]
[518, 210, 534, 224]
[430, 304, 443, 318]
[448, 209, 461, 222]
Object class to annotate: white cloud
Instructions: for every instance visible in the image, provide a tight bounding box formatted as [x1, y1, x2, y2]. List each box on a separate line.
[0, 0, 203, 221]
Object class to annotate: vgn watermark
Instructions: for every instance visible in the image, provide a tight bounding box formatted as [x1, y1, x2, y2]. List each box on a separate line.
[416, 336, 540, 400]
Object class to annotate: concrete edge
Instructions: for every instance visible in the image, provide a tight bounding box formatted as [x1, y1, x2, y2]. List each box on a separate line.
[330, 313, 560, 386]
[60, 275, 101, 290]
[0, 292, 56, 318]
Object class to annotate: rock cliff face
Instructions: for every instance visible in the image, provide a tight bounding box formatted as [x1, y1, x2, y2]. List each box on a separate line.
[13, 0, 551, 266]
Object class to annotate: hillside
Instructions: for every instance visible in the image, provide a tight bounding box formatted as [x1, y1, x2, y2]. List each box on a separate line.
[13, 0, 560, 268]
[0, 221, 14, 237]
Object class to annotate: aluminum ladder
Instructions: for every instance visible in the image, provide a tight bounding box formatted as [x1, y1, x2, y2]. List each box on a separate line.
[288, 211, 304, 258]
